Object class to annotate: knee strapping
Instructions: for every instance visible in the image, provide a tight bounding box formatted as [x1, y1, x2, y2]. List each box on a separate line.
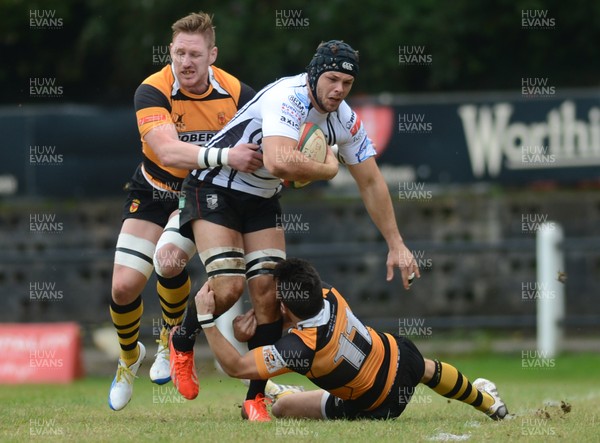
[199, 246, 246, 279]
[114, 233, 155, 278]
[154, 216, 196, 277]
[245, 249, 286, 280]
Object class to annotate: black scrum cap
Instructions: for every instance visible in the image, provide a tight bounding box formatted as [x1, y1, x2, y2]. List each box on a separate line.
[306, 40, 359, 109]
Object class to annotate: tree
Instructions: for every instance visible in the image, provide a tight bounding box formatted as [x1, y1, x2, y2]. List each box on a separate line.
[3, 0, 598, 105]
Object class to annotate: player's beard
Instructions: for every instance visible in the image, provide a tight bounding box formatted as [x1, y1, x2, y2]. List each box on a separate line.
[316, 89, 342, 113]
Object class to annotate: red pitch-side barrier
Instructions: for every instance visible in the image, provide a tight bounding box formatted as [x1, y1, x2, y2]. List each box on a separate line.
[0, 322, 83, 383]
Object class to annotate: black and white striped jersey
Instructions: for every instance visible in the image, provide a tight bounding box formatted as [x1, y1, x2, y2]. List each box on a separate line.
[189, 73, 376, 198]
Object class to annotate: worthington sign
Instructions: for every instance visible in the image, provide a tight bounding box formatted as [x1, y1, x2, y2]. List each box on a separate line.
[352, 89, 600, 185]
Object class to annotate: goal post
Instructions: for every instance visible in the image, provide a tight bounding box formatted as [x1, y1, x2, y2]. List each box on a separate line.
[536, 222, 565, 358]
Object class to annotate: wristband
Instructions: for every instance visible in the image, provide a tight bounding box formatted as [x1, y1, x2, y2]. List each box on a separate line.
[197, 147, 230, 168]
[197, 313, 215, 329]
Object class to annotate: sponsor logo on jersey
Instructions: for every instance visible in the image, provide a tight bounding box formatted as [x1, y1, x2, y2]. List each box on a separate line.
[138, 114, 167, 127]
[280, 115, 300, 131]
[348, 112, 361, 136]
[206, 194, 218, 210]
[294, 90, 310, 108]
[282, 103, 303, 120]
[178, 131, 216, 145]
[172, 112, 186, 131]
[129, 199, 140, 213]
[262, 345, 285, 374]
[288, 94, 305, 110]
[346, 112, 356, 129]
[352, 128, 365, 144]
[354, 139, 370, 163]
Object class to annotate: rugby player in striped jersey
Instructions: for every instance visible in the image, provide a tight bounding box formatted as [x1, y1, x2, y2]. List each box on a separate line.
[169, 40, 420, 421]
[108, 12, 261, 411]
[197, 258, 509, 421]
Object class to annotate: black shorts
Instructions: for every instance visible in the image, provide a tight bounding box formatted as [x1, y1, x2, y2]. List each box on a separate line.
[179, 177, 282, 236]
[121, 164, 193, 239]
[325, 335, 425, 420]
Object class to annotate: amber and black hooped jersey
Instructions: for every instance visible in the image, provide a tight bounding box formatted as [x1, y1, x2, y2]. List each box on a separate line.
[134, 64, 255, 191]
[253, 285, 399, 411]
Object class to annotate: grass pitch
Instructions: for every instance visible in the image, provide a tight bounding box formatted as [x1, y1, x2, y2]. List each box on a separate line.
[1, 353, 598, 442]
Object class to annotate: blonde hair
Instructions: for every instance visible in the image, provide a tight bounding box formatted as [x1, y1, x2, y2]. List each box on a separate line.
[171, 12, 216, 47]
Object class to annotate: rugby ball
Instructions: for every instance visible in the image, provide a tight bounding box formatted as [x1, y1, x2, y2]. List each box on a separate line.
[284, 122, 328, 189]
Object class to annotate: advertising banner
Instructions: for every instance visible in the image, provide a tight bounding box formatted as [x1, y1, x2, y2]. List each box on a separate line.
[352, 89, 600, 185]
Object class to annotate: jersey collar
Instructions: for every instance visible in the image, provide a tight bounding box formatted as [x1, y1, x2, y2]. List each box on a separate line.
[170, 65, 225, 97]
[296, 299, 331, 330]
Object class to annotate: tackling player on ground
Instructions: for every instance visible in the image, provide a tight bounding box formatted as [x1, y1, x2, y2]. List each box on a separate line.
[108, 12, 261, 411]
[197, 258, 509, 421]
[168, 40, 420, 420]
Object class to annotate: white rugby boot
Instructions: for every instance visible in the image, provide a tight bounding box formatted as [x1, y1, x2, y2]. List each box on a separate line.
[265, 379, 305, 402]
[108, 342, 146, 411]
[149, 327, 171, 385]
[473, 378, 509, 420]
